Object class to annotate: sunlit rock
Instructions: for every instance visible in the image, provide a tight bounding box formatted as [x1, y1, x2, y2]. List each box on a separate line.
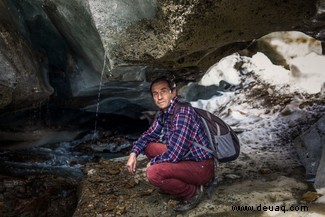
[255, 31, 322, 68]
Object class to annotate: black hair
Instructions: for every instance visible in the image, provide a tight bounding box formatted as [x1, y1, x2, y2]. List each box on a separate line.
[150, 76, 176, 94]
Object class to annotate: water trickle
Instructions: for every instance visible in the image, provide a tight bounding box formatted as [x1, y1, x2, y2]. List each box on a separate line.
[92, 49, 111, 142]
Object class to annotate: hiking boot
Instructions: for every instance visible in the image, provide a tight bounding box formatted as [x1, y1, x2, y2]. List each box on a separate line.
[157, 189, 169, 195]
[173, 185, 204, 212]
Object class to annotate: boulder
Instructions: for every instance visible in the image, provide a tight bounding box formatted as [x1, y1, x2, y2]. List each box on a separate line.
[293, 116, 325, 182]
[314, 116, 325, 194]
[315, 142, 325, 194]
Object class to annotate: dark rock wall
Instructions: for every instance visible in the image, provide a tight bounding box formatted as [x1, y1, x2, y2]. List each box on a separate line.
[0, 0, 323, 120]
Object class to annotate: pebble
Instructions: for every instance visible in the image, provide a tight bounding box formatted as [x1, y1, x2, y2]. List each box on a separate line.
[224, 174, 241, 179]
[301, 191, 321, 202]
[87, 169, 96, 175]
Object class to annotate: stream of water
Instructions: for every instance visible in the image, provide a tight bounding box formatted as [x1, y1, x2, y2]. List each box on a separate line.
[92, 49, 110, 143]
[0, 130, 131, 181]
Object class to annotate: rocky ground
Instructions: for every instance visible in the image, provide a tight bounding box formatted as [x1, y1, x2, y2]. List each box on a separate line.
[1, 134, 324, 217]
[0, 174, 78, 217]
[73, 147, 325, 217]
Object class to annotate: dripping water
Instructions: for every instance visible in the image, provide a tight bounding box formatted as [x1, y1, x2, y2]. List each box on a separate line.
[92, 49, 111, 142]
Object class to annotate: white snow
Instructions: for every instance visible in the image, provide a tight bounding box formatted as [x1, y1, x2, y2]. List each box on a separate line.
[190, 32, 325, 171]
[199, 32, 325, 95]
[266, 31, 322, 62]
[199, 54, 242, 86]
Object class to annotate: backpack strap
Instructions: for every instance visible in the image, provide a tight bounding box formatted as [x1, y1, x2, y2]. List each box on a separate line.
[193, 141, 218, 158]
[216, 121, 221, 136]
[172, 101, 218, 158]
[198, 116, 218, 158]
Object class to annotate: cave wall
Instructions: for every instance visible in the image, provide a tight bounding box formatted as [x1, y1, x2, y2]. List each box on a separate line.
[0, 0, 323, 112]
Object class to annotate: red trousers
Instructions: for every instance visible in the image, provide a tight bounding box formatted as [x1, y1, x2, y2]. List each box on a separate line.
[145, 142, 214, 200]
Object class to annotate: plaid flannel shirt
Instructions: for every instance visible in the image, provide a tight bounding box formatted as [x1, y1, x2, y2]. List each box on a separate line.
[131, 96, 213, 165]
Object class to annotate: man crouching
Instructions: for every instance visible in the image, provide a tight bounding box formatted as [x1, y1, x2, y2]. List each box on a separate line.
[126, 76, 214, 212]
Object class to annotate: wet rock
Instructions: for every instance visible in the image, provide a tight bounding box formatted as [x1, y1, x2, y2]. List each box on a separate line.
[0, 175, 78, 217]
[0, 20, 53, 110]
[315, 136, 325, 194]
[0, 130, 80, 150]
[293, 115, 325, 177]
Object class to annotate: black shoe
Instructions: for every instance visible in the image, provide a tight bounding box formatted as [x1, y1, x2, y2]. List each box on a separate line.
[173, 185, 204, 212]
[157, 189, 169, 195]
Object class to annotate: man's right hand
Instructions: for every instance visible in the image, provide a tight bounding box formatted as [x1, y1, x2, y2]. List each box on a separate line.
[126, 152, 137, 175]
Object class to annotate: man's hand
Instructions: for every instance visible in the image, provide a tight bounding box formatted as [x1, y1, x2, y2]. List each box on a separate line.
[146, 161, 151, 169]
[126, 153, 137, 175]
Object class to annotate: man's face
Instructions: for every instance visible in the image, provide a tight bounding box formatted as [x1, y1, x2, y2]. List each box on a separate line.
[151, 81, 176, 111]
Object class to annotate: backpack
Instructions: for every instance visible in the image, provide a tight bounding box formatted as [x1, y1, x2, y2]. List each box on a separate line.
[173, 102, 240, 163]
